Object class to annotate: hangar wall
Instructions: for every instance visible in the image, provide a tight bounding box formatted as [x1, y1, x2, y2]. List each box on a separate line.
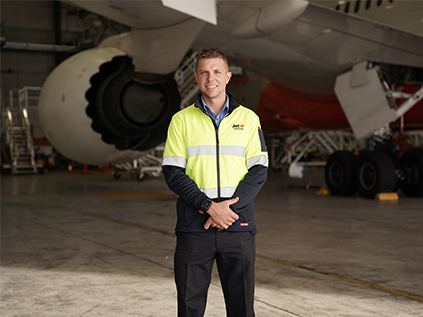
[2, 1, 56, 138]
[2, 2, 54, 93]
[1, 0, 129, 139]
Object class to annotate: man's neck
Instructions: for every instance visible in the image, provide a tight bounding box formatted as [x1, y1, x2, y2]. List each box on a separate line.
[203, 95, 226, 116]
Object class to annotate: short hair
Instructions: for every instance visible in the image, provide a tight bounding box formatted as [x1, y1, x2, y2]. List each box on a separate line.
[196, 47, 229, 71]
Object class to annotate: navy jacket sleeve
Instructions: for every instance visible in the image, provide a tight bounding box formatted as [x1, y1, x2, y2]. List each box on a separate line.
[230, 165, 267, 214]
[162, 165, 208, 210]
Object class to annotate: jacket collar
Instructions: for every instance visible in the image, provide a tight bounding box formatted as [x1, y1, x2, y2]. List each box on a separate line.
[194, 92, 240, 115]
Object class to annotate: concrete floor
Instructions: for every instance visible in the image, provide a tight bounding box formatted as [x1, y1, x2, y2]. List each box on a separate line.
[1, 168, 422, 316]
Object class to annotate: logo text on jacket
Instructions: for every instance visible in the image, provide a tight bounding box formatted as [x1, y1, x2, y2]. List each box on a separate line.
[232, 124, 244, 130]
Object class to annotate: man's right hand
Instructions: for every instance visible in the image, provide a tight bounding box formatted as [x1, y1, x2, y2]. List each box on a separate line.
[203, 197, 239, 230]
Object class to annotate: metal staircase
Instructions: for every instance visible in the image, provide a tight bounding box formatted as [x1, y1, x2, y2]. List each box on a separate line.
[1, 87, 40, 175]
[174, 51, 200, 108]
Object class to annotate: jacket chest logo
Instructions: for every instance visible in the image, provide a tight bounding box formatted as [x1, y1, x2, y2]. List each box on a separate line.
[232, 123, 244, 130]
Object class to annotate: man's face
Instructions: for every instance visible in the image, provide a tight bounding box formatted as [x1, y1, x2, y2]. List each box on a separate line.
[195, 57, 232, 102]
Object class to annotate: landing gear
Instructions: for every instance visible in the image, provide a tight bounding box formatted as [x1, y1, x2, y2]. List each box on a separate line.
[325, 151, 357, 196]
[398, 149, 423, 197]
[326, 147, 423, 199]
[355, 151, 397, 199]
[331, 61, 423, 198]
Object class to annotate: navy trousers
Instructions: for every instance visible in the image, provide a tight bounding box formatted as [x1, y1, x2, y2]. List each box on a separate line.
[174, 231, 256, 317]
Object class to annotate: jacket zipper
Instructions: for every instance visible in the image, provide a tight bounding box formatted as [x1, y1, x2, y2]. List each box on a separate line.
[203, 107, 230, 201]
[213, 119, 221, 200]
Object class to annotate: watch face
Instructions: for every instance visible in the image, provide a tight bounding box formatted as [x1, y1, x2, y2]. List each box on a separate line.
[202, 199, 212, 211]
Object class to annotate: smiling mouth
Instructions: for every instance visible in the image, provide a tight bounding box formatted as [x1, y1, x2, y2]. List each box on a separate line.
[206, 85, 217, 89]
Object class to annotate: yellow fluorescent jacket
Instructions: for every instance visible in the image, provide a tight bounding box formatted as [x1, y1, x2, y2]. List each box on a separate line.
[162, 102, 268, 199]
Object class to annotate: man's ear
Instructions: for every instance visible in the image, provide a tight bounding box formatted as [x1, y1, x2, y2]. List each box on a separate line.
[226, 72, 232, 84]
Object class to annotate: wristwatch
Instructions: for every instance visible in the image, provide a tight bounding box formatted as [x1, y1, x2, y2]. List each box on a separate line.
[200, 198, 213, 213]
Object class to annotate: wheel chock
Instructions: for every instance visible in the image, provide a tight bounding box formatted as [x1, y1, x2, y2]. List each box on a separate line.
[318, 188, 331, 196]
[375, 192, 399, 201]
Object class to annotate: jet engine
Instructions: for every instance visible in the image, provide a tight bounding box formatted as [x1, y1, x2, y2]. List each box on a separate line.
[38, 47, 180, 165]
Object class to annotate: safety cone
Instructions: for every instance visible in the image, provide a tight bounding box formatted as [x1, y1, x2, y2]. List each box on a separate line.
[68, 162, 73, 173]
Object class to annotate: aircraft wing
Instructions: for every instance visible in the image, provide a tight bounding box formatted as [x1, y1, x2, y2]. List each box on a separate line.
[68, 0, 423, 94]
[193, 0, 423, 94]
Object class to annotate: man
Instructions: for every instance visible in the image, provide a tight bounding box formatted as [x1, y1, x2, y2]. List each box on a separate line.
[162, 48, 268, 317]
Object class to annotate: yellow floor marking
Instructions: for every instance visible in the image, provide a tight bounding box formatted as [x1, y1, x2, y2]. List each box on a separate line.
[256, 254, 423, 302]
[71, 169, 115, 175]
[89, 191, 176, 200]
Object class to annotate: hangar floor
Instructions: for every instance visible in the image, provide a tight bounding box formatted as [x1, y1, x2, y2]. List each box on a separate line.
[1, 168, 422, 316]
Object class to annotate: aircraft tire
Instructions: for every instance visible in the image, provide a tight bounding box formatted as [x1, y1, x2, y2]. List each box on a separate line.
[355, 151, 397, 199]
[325, 151, 357, 196]
[399, 149, 423, 197]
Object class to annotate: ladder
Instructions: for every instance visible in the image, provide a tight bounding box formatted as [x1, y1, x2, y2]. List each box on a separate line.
[174, 51, 200, 108]
[1, 87, 40, 175]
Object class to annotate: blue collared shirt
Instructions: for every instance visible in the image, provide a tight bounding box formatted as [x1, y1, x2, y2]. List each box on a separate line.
[202, 95, 229, 127]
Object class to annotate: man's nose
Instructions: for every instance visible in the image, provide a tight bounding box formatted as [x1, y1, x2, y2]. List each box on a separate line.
[207, 72, 215, 81]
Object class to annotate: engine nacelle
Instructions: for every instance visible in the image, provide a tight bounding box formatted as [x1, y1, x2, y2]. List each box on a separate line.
[38, 47, 180, 165]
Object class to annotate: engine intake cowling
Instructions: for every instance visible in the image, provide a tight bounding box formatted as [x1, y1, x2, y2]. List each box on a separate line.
[38, 47, 181, 165]
[86, 56, 180, 151]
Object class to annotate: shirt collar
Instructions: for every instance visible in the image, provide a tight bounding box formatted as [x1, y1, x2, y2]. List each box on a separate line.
[201, 94, 229, 118]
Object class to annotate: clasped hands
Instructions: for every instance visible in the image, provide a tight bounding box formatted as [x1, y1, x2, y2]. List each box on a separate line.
[199, 197, 239, 230]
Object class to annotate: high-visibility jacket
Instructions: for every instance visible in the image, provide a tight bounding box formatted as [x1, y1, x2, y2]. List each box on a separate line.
[162, 93, 268, 232]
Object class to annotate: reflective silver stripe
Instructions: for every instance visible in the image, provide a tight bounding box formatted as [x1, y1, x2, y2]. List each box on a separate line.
[187, 145, 246, 157]
[187, 145, 215, 157]
[201, 188, 218, 199]
[221, 187, 237, 198]
[162, 156, 187, 168]
[220, 145, 245, 157]
[247, 155, 269, 169]
[200, 187, 237, 199]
